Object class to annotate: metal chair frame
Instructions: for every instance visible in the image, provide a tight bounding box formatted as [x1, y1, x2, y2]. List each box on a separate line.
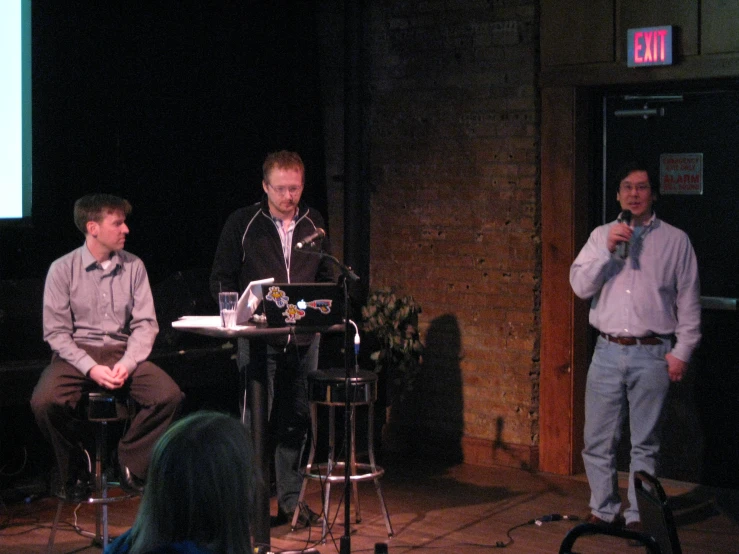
[46, 392, 136, 553]
[559, 470, 682, 554]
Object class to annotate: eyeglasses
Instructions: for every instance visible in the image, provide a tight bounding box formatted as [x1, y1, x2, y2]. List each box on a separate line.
[267, 183, 303, 196]
[619, 183, 651, 194]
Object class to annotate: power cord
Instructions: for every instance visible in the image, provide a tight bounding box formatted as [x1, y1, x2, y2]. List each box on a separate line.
[368, 513, 583, 551]
[533, 513, 580, 526]
[493, 513, 580, 548]
[347, 319, 360, 360]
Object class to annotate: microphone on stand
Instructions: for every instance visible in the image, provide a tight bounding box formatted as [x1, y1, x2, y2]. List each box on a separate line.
[616, 209, 632, 259]
[294, 228, 326, 250]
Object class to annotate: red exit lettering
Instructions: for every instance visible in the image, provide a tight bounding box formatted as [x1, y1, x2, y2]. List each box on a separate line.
[634, 29, 667, 63]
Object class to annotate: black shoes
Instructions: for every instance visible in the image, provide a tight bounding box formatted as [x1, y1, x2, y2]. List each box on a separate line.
[270, 511, 289, 527]
[58, 465, 144, 500]
[584, 512, 625, 528]
[57, 448, 143, 500]
[271, 503, 322, 528]
[60, 475, 92, 503]
[118, 463, 145, 495]
[291, 503, 322, 528]
[59, 452, 92, 503]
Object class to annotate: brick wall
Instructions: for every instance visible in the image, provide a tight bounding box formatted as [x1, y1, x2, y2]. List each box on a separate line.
[366, 0, 541, 467]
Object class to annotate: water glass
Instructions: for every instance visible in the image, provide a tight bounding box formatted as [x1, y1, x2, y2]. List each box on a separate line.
[218, 291, 238, 328]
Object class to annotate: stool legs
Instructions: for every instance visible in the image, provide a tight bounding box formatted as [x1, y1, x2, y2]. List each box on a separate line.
[339, 406, 361, 525]
[45, 499, 65, 554]
[295, 401, 394, 543]
[46, 419, 133, 551]
[95, 421, 109, 547]
[323, 405, 393, 537]
[349, 406, 361, 523]
[319, 404, 337, 541]
[367, 402, 394, 537]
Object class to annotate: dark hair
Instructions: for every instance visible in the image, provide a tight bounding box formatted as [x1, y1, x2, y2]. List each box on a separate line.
[127, 411, 254, 553]
[613, 161, 659, 196]
[73, 194, 132, 234]
[262, 150, 305, 183]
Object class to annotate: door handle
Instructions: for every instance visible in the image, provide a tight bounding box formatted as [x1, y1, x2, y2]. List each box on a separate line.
[700, 296, 737, 311]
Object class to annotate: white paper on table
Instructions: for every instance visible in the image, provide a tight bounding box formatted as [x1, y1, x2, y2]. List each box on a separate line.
[171, 315, 223, 328]
[236, 277, 274, 324]
[172, 315, 254, 331]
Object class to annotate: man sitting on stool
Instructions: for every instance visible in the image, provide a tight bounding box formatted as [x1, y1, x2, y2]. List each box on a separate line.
[31, 194, 184, 500]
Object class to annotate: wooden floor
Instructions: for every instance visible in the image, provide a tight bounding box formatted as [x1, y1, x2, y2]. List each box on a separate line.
[1, 458, 738, 554]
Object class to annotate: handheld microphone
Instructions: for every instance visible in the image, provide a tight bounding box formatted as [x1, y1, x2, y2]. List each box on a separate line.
[295, 228, 326, 250]
[616, 209, 632, 259]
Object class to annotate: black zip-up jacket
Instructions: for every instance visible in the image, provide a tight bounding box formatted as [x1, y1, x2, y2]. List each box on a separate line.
[209, 196, 334, 303]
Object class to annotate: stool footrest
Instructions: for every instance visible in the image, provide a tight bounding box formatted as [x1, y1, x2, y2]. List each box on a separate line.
[305, 462, 384, 483]
[55, 488, 135, 505]
[77, 528, 113, 547]
[86, 493, 136, 505]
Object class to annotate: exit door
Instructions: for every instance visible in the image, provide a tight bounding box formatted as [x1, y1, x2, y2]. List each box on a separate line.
[602, 87, 739, 488]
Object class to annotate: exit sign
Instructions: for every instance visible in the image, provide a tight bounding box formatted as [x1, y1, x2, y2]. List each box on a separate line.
[627, 26, 673, 67]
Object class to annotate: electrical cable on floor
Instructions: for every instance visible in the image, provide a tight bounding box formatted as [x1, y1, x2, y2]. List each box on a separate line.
[439, 513, 582, 550]
[0, 498, 82, 538]
[490, 514, 581, 548]
[532, 513, 580, 526]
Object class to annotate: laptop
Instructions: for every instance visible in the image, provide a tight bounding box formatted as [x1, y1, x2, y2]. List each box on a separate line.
[235, 277, 274, 325]
[261, 283, 344, 327]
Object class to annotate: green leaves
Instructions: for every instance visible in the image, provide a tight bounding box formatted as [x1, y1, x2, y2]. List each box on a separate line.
[361, 287, 423, 402]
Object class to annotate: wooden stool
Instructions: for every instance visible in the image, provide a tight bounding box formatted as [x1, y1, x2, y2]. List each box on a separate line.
[292, 368, 393, 541]
[46, 391, 136, 553]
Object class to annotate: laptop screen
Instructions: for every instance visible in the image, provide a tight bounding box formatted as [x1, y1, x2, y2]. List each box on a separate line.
[261, 283, 344, 327]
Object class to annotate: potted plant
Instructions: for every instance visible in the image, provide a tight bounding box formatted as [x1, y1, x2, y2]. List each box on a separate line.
[361, 288, 423, 408]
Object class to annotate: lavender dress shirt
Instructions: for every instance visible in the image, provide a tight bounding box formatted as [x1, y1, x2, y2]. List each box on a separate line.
[570, 215, 701, 363]
[43, 244, 159, 375]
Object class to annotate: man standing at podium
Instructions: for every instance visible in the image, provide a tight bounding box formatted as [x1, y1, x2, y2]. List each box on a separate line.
[210, 151, 333, 540]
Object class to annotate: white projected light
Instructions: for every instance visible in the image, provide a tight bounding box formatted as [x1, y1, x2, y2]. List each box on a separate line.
[0, 1, 31, 220]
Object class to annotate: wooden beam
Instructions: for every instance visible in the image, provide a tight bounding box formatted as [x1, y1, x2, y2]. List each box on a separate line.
[539, 87, 577, 475]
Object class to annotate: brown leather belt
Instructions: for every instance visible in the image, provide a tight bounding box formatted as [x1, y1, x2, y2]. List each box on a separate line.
[599, 332, 664, 346]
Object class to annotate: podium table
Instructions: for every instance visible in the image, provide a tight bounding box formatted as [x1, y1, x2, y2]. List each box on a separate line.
[172, 317, 343, 550]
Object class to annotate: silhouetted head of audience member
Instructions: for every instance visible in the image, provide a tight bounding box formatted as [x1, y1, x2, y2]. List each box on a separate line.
[107, 410, 254, 554]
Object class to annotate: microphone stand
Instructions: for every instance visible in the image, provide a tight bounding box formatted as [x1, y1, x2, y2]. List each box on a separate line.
[299, 246, 359, 554]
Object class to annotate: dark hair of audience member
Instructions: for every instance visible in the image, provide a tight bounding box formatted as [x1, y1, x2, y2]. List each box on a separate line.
[126, 411, 254, 553]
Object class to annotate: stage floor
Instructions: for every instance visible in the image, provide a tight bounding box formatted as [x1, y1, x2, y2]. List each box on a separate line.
[2, 459, 738, 553]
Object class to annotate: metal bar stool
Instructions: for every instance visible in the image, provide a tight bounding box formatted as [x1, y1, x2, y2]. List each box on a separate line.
[46, 391, 137, 553]
[292, 368, 393, 541]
